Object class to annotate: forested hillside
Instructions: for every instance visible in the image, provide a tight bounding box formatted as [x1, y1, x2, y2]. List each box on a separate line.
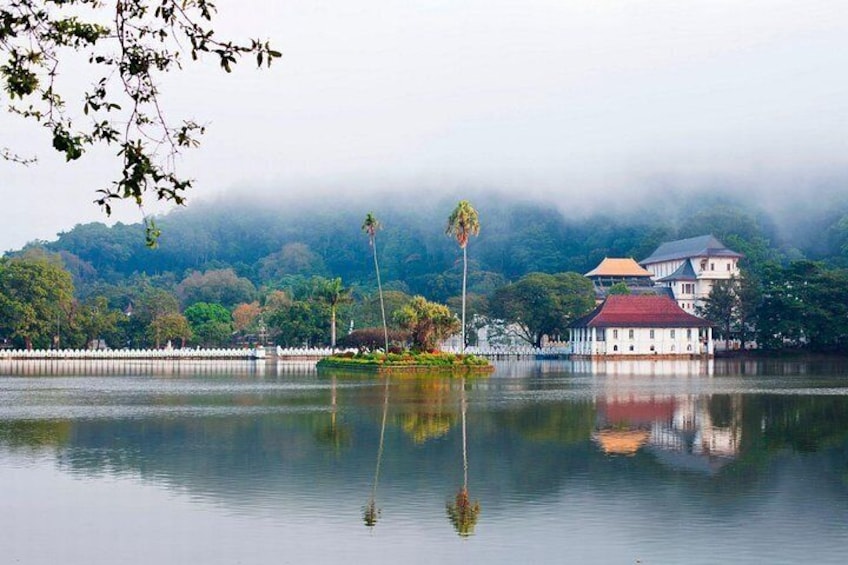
[33, 189, 848, 299]
[3, 189, 848, 352]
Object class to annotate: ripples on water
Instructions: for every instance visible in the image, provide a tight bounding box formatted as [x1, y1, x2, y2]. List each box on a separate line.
[0, 358, 847, 564]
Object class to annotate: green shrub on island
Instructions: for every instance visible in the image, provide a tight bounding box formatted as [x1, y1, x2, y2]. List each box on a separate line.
[318, 350, 491, 368]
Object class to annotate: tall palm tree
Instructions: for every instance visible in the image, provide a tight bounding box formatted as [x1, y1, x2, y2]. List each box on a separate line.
[319, 277, 353, 349]
[446, 201, 480, 352]
[362, 212, 389, 353]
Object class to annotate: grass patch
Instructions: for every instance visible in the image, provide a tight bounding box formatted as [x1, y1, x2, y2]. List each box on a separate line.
[316, 351, 494, 374]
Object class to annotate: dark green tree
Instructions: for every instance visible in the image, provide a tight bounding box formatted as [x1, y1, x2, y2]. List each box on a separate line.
[266, 301, 329, 347]
[0, 255, 75, 349]
[147, 312, 192, 348]
[176, 269, 256, 309]
[698, 278, 739, 352]
[490, 272, 594, 347]
[71, 296, 123, 349]
[184, 302, 233, 347]
[756, 261, 848, 352]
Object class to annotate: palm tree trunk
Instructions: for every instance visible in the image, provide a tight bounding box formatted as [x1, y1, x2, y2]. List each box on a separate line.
[461, 245, 467, 352]
[373, 244, 389, 353]
[331, 306, 337, 349]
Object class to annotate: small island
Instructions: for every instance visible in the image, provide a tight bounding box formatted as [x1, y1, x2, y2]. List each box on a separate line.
[317, 350, 494, 374]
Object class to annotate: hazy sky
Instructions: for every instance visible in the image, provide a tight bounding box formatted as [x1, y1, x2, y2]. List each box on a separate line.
[2, 0, 847, 251]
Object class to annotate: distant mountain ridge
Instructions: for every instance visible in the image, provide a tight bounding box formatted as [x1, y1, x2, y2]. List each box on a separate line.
[18, 190, 848, 299]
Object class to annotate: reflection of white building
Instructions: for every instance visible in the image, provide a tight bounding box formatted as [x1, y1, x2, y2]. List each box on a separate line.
[570, 295, 714, 357]
[593, 392, 743, 474]
[640, 234, 743, 312]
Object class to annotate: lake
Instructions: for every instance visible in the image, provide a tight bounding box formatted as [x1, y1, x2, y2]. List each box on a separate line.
[1, 358, 847, 564]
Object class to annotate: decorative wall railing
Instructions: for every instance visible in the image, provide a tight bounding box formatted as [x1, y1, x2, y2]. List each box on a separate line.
[0, 347, 266, 360]
[0, 345, 570, 361]
[444, 346, 569, 359]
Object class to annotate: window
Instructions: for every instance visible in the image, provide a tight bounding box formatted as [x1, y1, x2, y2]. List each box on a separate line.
[649, 345, 655, 352]
[649, 329, 655, 339]
[687, 329, 692, 339]
[727, 263, 731, 271]
[628, 329, 634, 339]
[670, 329, 676, 339]
[613, 345, 618, 352]
[629, 345, 634, 352]
[613, 329, 618, 339]
[710, 263, 715, 271]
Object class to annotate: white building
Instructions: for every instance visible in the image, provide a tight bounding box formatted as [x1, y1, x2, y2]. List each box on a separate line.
[639, 235, 743, 312]
[569, 295, 713, 358]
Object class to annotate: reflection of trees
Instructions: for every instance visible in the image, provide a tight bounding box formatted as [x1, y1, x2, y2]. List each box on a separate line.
[364, 376, 390, 528]
[494, 401, 596, 445]
[740, 395, 848, 454]
[395, 376, 457, 444]
[446, 377, 480, 537]
[316, 376, 350, 451]
[0, 420, 72, 449]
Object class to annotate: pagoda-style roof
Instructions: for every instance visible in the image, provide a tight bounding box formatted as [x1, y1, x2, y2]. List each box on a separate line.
[585, 258, 653, 278]
[593, 429, 650, 456]
[570, 295, 712, 329]
[640, 235, 743, 265]
[657, 259, 698, 282]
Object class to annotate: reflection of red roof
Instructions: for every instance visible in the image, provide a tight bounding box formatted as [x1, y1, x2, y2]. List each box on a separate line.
[599, 398, 676, 425]
[570, 295, 711, 328]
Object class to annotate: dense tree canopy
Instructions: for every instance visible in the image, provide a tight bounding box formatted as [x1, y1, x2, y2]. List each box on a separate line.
[393, 295, 459, 351]
[0, 254, 74, 348]
[490, 272, 595, 347]
[755, 261, 848, 353]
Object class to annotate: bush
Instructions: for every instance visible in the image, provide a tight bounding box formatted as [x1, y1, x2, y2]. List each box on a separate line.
[337, 327, 410, 351]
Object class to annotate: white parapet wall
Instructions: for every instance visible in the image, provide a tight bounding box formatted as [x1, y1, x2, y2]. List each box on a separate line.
[0, 347, 267, 360]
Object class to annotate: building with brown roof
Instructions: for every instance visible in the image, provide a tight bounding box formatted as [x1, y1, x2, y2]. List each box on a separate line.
[569, 295, 713, 358]
[584, 257, 659, 301]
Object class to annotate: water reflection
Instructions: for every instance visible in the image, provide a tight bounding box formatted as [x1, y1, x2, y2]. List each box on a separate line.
[364, 376, 390, 528]
[446, 377, 481, 537]
[0, 360, 847, 564]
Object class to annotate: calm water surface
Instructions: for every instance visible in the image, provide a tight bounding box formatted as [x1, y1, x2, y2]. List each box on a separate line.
[1, 358, 847, 564]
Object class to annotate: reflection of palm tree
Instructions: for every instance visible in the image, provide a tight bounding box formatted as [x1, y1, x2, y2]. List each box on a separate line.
[316, 375, 349, 450]
[446, 377, 480, 536]
[364, 376, 390, 528]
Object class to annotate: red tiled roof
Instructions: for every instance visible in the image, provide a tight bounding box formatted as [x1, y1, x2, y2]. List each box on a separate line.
[570, 295, 711, 328]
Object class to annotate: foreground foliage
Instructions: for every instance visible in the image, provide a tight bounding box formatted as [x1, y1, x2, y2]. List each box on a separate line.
[1, 0, 279, 242]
